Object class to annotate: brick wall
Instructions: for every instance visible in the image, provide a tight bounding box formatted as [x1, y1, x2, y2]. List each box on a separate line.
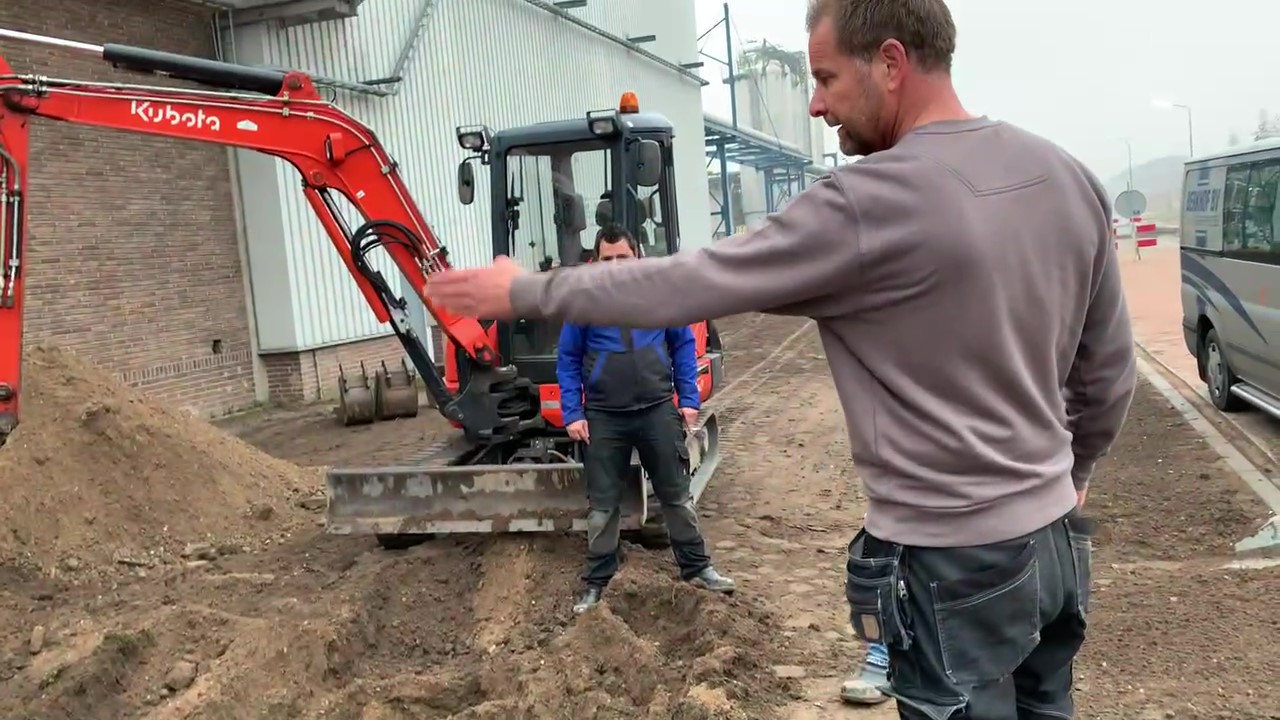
[1, 0, 254, 416]
[263, 334, 412, 404]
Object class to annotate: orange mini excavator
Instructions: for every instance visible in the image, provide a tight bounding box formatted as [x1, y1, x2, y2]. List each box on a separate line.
[0, 29, 724, 548]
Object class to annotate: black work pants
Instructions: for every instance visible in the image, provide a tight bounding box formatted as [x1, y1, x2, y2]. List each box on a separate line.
[844, 510, 1092, 720]
[581, 402, 711, 588]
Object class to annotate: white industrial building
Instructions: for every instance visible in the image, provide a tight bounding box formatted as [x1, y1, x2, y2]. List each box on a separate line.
[221, 0, 711, 397]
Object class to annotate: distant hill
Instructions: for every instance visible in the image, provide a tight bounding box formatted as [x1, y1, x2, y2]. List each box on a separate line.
[1103, 155, 1187, 222]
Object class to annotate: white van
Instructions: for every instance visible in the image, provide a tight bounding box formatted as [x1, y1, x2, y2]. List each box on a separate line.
[1180, 139, 1280, 418]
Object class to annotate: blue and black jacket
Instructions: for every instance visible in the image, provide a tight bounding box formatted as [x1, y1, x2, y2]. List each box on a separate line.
[556, 323, 701, 424]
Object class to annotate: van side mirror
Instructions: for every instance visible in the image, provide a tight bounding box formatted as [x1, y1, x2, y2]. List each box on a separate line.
[457, 160, 475, 205]
[634, 140, 662, 188]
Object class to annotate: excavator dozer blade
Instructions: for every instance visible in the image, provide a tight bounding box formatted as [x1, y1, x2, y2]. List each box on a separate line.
[324, 460, 648, 535]
[323, 411, 720, 539]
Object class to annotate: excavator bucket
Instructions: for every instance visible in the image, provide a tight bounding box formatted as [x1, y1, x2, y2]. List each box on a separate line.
[324, 412, 720, 540]
[373, 359, 420, 421]
[336, 362, 376, 426]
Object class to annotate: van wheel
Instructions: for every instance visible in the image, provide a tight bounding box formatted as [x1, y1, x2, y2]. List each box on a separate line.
[1202, 329, 1246, 412]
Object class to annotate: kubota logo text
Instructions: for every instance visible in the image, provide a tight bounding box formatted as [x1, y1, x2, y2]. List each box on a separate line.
[130, 101, 222, 132]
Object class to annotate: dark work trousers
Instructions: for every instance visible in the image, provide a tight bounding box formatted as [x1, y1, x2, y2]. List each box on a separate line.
[581, 401, 711, 588]
[844, 510, 1093, 720]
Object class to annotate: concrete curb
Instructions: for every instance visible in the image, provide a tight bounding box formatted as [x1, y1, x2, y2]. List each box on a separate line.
[1135, 353, 1280, 553]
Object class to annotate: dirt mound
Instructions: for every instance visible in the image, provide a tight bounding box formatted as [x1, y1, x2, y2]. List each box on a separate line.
[0, 344, 320, 575]
[320, 538, 800, 719]
[0, 535, 801, 719]
[0, 342, 803, 718]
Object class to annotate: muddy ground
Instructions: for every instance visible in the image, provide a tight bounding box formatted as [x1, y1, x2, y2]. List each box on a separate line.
[0, 314, 1276, 719]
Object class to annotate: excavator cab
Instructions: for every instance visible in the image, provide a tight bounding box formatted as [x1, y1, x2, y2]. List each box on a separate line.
[446, 93, 714, 421]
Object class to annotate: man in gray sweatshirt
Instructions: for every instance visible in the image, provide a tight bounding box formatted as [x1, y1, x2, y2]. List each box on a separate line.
[426, 0, 1137, 717]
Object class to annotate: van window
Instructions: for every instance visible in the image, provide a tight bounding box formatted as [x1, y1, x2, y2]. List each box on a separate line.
[1223, 165, 1249, 252]
[1221, 158, 1280, 263]
[1243, 162, 1280, 252]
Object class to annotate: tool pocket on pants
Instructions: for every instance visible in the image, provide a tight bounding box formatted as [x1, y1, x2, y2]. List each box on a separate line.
[675, 433, 690, 468]
[930, 538, 1040, 686]
[844, 530, 911, 651]
[1066, 520, 1094, 617]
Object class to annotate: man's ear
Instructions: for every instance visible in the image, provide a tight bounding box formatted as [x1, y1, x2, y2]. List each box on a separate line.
[879, 39, 908, 89]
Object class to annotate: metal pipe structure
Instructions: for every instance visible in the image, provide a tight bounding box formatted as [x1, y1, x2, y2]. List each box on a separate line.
[703, 113, 810, 158]
[521, 0, 708, 87]
[357, 0, 438, 94]
[717, 140, 731, 235]
[723, 2, 737, 129]
[710, 6, 827, 236]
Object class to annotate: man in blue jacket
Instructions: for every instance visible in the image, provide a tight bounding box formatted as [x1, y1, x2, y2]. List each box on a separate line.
[558, 225, 735, 614]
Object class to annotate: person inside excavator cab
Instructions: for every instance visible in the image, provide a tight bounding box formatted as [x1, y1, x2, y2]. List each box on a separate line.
[593, 191, 666, 259]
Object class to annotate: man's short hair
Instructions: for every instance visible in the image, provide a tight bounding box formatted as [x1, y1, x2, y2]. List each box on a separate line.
[805, 0, 957, 73]
[593, 223, 639, 258]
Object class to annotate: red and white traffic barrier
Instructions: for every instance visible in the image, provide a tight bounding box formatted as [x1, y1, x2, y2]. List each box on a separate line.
[1135, 220, 1158, 248]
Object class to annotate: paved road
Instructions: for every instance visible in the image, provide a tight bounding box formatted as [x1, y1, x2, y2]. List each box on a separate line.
[1118, 235, 1280, 468]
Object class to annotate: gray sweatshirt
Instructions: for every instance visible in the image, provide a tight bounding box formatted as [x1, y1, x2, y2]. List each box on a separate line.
[510, 116, 1137, 547]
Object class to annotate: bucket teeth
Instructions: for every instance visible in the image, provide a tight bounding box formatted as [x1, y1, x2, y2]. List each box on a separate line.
[373, 359, 420, 421]
[336, 362, 376, 426]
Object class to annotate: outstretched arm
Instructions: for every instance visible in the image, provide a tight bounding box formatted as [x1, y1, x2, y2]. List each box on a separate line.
[509, 171, 866, 327]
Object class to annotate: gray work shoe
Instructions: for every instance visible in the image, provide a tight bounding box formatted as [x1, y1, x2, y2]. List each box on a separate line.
[688, 566, 736, 594]
[841, 643, 890, 705]
[839, 678, 889, 705]
[573, 586, 603, 614]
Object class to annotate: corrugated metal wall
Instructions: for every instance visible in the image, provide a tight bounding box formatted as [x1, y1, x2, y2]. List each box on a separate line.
[226, 0, 707, 352]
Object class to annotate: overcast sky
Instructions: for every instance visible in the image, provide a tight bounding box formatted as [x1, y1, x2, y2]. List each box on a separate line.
[695, 0, 1280, 181]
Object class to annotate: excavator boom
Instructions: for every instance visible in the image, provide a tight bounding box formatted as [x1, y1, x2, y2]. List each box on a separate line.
[0, 30, 541, 450]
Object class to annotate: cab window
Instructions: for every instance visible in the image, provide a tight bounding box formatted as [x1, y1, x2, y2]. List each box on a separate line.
[505, 140, 616, 358]
[507, 140, 615, 273]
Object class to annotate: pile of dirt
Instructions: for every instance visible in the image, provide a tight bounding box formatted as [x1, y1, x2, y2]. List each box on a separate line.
[0, 344, 321, 576]
[0, 535, 802, 719]
[0, 334, 806, 719]
[317, 538, 801, 719]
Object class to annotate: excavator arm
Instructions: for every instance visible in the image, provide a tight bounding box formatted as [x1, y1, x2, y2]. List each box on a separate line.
[0, 31, 541, 448]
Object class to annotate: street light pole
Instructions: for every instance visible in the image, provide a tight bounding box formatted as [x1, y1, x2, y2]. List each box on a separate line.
[1124, 139, 1134, 190]
[1153, 99, 1194, 156]
[1181, 105, 1194, 156]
